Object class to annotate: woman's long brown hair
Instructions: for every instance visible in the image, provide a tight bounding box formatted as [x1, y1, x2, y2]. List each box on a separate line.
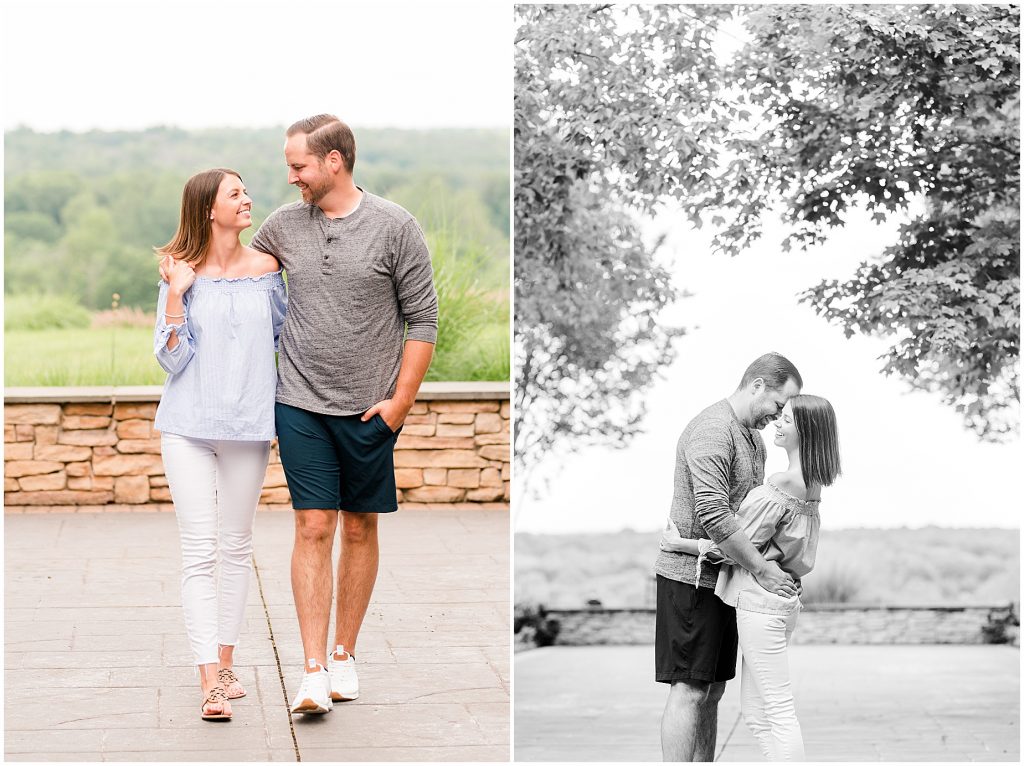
[792, 394, 842, 489]
[155, 168, 241, 266]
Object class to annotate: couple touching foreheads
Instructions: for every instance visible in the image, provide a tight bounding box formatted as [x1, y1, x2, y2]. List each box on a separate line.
[655, 352, 842, 762]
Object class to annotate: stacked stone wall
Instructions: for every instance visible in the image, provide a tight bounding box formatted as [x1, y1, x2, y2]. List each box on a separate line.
[540, 605, 1019, 646]
[393, 399, 510, 503]
[4, 385, 509, 509]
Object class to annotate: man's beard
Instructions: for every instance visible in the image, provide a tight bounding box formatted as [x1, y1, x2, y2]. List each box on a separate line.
[301, 174, 331, 203]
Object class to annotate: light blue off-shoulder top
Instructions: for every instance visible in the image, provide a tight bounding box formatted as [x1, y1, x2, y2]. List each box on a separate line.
[153, 271, 287, 440]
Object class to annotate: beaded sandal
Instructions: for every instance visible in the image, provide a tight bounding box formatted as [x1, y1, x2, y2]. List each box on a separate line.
[218, 668, 246, 699]
[201, 685, 232, 721]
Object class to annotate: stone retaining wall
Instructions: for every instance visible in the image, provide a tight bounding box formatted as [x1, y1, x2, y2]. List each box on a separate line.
[4, 383, 509, 509]
[541, 604, 1019, 646]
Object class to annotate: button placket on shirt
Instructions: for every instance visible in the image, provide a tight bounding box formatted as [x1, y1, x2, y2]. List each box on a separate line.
[322, 218, 336, 275]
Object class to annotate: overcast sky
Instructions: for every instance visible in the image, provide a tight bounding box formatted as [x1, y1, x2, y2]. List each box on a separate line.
[515, 203, 1023, 534]
[1, 1, 509, 132]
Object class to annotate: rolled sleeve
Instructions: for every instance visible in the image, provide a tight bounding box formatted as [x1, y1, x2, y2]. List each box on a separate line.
[704, 493, 790, 569]
[686, 419, 741, 544]
[153, 281, 195, 374]
[270, 280, 288, 352]
[393, 219, 438, 344]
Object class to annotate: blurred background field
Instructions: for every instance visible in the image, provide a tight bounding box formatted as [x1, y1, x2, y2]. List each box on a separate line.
[4, 126, 509, 385]
[515, 528, 1021, 609]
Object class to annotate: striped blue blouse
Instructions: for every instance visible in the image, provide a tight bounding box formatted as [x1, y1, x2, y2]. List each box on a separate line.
[153, 271, 287, 441]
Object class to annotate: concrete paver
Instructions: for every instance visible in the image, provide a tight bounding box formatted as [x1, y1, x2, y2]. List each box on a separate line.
[514, 644, 1019, 762]
[5, 509, 509, 762]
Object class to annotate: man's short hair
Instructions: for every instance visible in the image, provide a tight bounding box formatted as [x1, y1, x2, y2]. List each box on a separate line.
[286, 114, 356, 173]
[738, 352, 803, 391]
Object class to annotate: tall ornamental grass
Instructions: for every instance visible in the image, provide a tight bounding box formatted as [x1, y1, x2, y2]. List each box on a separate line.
[4, 327, 165, 386]
[425, 230, 510, 382]
[4, 294, 91, 331]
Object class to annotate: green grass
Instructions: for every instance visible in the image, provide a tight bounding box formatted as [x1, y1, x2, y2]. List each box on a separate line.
[5, 328, 166, 386]
[4, 324, 509, 386]
[5, 294, 92, 331]
[5, 218, 509, 386]
[5, 230, 509, 386]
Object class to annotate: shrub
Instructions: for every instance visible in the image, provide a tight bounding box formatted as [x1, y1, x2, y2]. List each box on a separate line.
[514, 602, 562, 647]
[981, 603, 1020, 644]
[801, 560, 864, 605]
[4, 293, 91, 331]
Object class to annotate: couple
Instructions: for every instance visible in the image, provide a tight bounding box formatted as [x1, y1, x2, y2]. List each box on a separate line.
[655, 353, 841, 761]
[152, 115, 438, 720]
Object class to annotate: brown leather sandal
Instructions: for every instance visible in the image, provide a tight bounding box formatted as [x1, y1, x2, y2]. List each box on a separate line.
[201, 685, 232, 721]
[218, 668, 246, 699]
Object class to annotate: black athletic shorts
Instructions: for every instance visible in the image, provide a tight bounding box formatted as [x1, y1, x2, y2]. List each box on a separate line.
[655, 574, 738, 684]
[275, 401, 402, 513]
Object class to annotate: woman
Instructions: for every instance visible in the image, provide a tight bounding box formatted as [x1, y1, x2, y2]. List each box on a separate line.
[153, 168, 286, 721]
[661, 395, 841, 761]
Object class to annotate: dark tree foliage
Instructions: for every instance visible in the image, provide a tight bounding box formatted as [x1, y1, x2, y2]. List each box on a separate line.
[515, 4, 734, 477]
[708, 5, 1020, 440]
[517, 4, 1019, 460]
[4, 127, 510, 310]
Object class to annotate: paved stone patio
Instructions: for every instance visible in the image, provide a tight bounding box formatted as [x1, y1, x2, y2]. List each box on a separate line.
[5, 508, 509, 761]
[514, 644, 1019, 762]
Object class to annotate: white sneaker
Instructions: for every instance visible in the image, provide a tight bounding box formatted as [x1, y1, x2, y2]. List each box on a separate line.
[328, 645, 359, 701]
[290, 660, 333, 715]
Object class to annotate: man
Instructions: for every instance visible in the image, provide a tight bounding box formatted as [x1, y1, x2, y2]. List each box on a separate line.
[653, 352, 802, 761]
[250, 115, 438, 714]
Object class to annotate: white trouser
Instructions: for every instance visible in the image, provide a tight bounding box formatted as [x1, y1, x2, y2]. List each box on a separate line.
[736, 606, 805, 761]
[161, 433, 270, 666]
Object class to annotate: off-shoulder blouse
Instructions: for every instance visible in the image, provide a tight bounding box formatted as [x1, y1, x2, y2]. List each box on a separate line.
[696, 480, 821, 615]
[153, 271, 287, 441]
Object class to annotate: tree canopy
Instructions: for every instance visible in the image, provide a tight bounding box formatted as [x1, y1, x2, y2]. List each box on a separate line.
[514, 4, 735, 479]
[515, 3, 1020, 476]
[711, 4, 1020, 441]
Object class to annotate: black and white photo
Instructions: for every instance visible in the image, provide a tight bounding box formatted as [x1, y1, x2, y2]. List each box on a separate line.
[514, 4, 1020, 762]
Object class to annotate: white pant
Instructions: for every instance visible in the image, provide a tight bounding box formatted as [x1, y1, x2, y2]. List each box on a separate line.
[161, 433, 270, 666]
[736, 606, 805, 761]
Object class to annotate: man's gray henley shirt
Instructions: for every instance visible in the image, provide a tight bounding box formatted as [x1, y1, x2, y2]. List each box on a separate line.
[653, 399, 767, 589]
[250, 191, 438, 416]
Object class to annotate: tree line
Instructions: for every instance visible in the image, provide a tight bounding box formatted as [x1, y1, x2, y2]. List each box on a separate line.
[5, 126, 509, 311]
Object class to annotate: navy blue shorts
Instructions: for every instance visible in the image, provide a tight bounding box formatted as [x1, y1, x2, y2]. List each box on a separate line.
[275, 402, 402, 513]
[655, 575, 738, 684]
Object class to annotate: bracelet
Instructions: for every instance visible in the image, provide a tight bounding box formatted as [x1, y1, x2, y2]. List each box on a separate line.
[164, 312, 185, 319]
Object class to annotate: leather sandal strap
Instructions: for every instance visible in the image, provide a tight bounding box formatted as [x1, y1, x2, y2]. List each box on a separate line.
[205, 686, 229, 705]
[218, 668, 240, 685]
